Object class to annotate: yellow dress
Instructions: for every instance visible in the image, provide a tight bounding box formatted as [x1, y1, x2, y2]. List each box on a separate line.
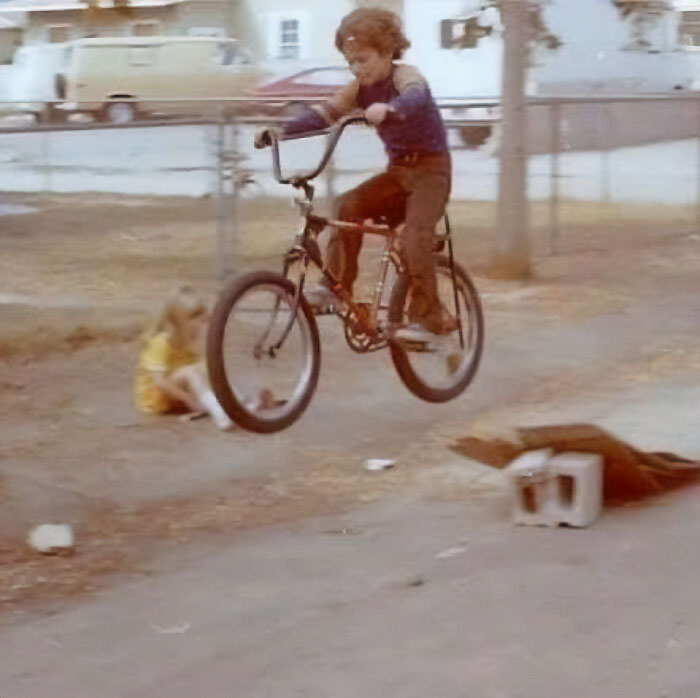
[134, 331, 199, 414]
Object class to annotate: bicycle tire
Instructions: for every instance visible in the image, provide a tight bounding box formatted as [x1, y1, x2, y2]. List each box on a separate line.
[388, 256, 484, 403]
[207, 270, 321, 433]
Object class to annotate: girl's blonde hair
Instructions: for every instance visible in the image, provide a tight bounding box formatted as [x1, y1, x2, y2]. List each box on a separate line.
[148, 285, 207, 352]
[335, 8, 410, 60]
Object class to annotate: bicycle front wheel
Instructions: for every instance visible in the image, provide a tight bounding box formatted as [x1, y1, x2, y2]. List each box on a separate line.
[206, 271, 321, 433]
[388, 256, 484, 403]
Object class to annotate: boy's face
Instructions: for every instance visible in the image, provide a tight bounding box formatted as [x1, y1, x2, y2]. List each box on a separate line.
[343, 44, 393, 86]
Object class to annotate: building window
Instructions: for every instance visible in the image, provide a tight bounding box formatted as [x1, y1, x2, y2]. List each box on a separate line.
[47, 24, 72, 43]
[266, 11, 307, 61]
[131, 20, 160, 36]
[680, 11, 700, 48]
[279, 18, 300, 59]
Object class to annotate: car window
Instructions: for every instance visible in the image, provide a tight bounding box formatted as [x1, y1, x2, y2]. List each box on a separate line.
[293, 69, 352, 86]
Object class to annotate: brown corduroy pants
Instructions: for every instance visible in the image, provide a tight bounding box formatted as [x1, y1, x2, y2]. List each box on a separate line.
[325, 152, 452, 334]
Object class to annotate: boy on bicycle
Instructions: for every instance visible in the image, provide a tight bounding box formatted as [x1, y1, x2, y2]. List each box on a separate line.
[256, 7, 455, 342]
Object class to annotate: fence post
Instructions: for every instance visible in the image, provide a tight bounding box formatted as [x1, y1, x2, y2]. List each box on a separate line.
[599, 102, 612, 222]
[549, 100, 561, 255]
[41, 127, 52, 193]
[215, 108, 228, 283]
[215, 107, 243, 284]
[696, 95, 700, 234]
[229, 115, 241, 278]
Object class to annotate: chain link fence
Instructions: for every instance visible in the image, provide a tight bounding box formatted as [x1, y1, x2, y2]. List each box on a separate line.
[0, 94, 698, 311]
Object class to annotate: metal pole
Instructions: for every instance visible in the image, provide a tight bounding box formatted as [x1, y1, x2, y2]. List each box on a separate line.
[496, 0, 530, 278]
[228, 115, 241, 277]
[696, 95, 700, 234]
[41, 128, 51, 192]
[325, 151, 336, 210]
[549, 100, 561, 255]
[215, 109, 227, 284]
[599, 102, 612, 220]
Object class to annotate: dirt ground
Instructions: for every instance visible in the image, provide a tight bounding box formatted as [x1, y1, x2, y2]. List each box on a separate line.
[2, 190, 700, 617]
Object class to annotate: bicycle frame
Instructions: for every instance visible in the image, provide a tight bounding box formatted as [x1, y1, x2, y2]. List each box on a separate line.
[264, 114, 463, 353]
[277, 204, 402, 353]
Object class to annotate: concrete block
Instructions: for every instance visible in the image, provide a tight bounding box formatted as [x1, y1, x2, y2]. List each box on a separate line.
[505, 448, 554, 527]
[549, 452, 603, 528]
[505, 450, 603, 528]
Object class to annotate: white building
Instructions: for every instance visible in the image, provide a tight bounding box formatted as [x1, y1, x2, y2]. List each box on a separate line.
[1, 0, 698, 95]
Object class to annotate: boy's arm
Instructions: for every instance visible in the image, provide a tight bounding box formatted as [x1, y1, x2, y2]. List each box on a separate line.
[388, 65, 430, 118]
[284, 81, 360, 135]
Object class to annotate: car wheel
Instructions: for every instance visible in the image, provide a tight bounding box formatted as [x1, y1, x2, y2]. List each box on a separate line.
[284, 100, 309, 118]
[102, 101, 137, 124]
[458, 124, 493, 148]
[39, 104, 65, 124]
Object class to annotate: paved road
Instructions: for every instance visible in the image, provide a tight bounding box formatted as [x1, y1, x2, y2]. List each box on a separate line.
[2, 483, 700, 697]
[3, 207, 700, 694]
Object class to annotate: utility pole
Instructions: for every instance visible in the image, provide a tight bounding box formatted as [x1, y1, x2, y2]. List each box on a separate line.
[496, 0, 531, 278]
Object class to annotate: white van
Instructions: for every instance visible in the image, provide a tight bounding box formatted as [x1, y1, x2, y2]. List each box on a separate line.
[4, 43, 72, 123]
[55, 36, 266, 123]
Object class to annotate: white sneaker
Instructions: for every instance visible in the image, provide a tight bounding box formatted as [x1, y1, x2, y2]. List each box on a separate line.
[392, 322, 442, 343]
[304, 282, 336, 310]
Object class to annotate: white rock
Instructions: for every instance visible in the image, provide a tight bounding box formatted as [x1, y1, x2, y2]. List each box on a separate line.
[27, 524, 75, 554]
[364, 458, 395, 471]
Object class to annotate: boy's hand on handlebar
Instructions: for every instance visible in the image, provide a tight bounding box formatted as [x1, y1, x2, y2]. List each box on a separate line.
[254, 127, 280, 149]
[364, 103, 397, 126]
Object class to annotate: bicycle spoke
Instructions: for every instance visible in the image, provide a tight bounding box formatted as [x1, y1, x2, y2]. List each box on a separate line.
[221, 283, 313, 417]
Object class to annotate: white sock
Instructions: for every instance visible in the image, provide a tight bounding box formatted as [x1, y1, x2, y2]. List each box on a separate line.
[199, 389, 234, 430]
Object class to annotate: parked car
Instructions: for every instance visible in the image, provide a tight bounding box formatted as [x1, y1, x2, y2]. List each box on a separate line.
[2, 43, 72, 123]
[249, 66, 353, 115]
[252, 66, 353, 99]
[54, 36, 266, 123]
[438, 100, 500, 148]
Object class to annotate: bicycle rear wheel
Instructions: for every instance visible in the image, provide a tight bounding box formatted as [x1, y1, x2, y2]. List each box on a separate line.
[206, 271, 321, 433]
[388, 256, 484, 402]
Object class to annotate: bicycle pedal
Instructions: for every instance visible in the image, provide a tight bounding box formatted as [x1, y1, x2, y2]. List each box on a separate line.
[399, 338, 437, 353]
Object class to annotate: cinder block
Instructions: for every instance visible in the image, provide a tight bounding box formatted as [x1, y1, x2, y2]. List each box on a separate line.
[505, 448, 555, 527]
[505, 450, 603, 528]
[548, 452, 603, 528]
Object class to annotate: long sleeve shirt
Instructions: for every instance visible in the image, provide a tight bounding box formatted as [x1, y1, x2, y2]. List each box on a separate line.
[283, 64, 448, 162]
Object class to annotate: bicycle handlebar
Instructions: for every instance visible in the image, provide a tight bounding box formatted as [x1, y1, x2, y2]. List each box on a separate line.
[265, 114, 369, 186]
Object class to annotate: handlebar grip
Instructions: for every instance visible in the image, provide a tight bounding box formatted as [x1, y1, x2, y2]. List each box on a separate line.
[254, 128, 276, 149]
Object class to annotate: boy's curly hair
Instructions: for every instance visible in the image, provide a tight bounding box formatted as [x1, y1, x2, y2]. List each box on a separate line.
[335, 8, 410, 60]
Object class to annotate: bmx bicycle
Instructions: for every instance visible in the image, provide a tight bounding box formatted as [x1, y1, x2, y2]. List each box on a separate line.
[206, 114, 484, 433]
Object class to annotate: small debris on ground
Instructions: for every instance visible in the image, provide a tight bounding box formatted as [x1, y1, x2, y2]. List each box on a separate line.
[27, 524, 75, 554]
[435, 545, 468, 559]
[364, 458, 395, 472]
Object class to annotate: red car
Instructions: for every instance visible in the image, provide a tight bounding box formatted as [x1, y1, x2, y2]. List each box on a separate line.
[249, 66, 353, 114]
[252, 66, 353, 99]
